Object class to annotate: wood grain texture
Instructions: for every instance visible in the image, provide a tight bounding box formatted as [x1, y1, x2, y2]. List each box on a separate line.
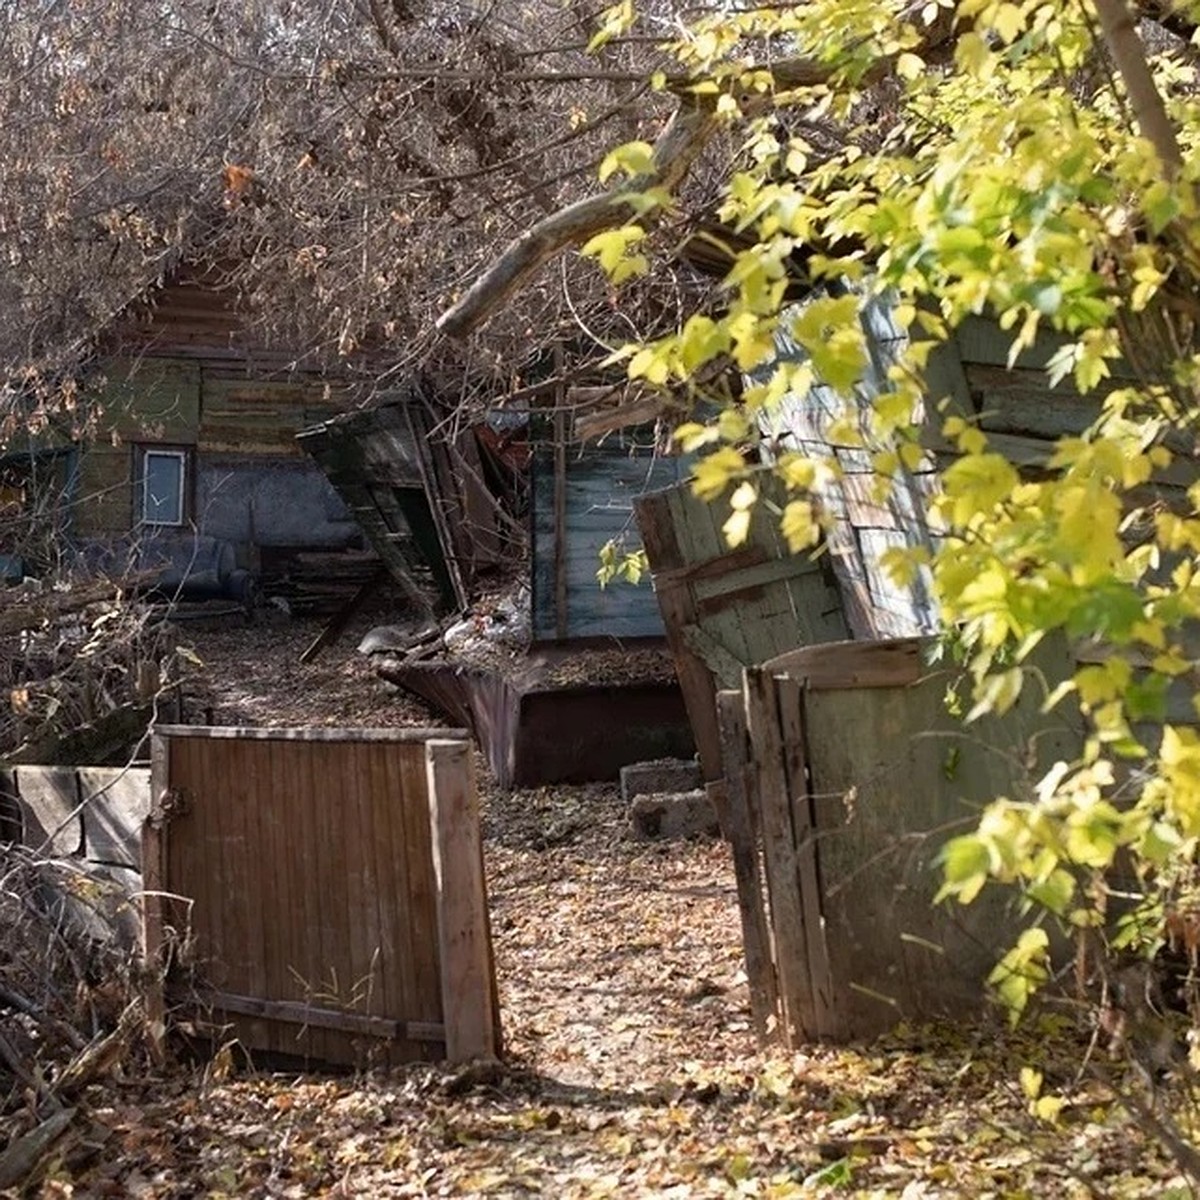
[743, 666, 812, 1048]
[637, 479, 850, 779]
[425, 739, 498, 1063]
[713, 692, 778, 1042]
[147, 728, 490, 1067]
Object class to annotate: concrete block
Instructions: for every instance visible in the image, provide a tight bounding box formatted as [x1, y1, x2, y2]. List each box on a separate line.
[620, 757, 703, 804]
[629, 790, 719, 840]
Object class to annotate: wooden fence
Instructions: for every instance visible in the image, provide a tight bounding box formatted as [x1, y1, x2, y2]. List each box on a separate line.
[714, 638, 1081, 1045]
[144, 726, 498, 1067]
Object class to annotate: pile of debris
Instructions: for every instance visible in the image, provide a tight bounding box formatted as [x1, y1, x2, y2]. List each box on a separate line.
[0, 576, 185, 764]
[0, 841, 152, 1190]
[263, 549, 385, 619]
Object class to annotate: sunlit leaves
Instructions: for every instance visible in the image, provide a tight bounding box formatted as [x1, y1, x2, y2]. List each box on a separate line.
[580, 225, 648, 285]
[602, 0, 1200, 1044]
[988, 928, 1050, 1026]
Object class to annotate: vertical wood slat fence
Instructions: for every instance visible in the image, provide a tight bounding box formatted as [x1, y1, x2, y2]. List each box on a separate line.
[143, 726, 498, 1067]
[713, 638, 1081, 1045]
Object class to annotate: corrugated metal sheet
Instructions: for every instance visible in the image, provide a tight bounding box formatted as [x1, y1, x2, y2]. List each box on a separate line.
[530, 430, 688, 641]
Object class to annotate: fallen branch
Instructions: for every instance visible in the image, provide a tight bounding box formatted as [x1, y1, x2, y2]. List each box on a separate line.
[54, 1000, 142, 1097]
[0, 1108, 77, 1191]
[434, 50, 913, 340]
[0, 575, 152, 638]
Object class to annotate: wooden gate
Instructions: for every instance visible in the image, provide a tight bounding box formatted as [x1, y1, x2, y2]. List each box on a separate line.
[715, 638, 1081, 1045]
[143, 726, 498, 1066]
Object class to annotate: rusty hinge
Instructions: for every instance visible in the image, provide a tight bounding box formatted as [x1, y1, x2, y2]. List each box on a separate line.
[149, 788, 190, 828]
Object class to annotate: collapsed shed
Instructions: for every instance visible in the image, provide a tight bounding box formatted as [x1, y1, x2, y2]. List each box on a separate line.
[299, 389, 694, 788]
[628, 298, 1195, 1041]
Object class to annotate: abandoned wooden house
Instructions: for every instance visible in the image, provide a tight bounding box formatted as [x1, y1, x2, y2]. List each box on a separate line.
[300, 385, 698, 787]
[2, 262, 367, 599]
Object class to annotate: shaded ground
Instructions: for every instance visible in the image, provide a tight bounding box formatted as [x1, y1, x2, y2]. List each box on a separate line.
[23, 611, 1196, 1196]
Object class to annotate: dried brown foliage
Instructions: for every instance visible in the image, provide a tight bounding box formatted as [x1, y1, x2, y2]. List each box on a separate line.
[0, 0, 729, 420]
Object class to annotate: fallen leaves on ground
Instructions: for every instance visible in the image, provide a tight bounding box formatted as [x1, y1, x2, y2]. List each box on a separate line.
[14, 615, 1198, 1198]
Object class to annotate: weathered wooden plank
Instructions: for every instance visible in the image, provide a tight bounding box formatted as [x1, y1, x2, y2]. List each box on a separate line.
[743, 666, 813, 1047]
[14, 766, 83, 856]
[143, 735, 171, 1064]
[553, 407, 569, 640]
[261, 738, 295, 1057]
[953, 314, 1139, 378]
[690, 553, 825, 601]
[652, 545, 769, 592]
[78, 767, 151, 868]
[763, 637, 924, 690]
[425, 739, 497, 1063]
[393, 758, 435, 1034]
[636, 489, 725, 778]
[682, 623, 746, 688]
[714, 691, 778, 1042]
[194, 990, 444, 1042]
[151, 724, 467, 743]
[798, 638, 1080, 1039]
[775, 676, 836, 1037]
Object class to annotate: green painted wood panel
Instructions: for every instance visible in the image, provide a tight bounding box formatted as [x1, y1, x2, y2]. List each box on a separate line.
[796, 641, 1081, 1039]
[90, 358, 201, 445]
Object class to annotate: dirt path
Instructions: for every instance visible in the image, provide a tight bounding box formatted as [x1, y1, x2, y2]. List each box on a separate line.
[39, 614, 1183, 1197]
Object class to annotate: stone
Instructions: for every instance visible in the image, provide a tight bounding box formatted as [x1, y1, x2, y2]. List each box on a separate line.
[620, 757, 703, 805]
[629, 790, 719, 840]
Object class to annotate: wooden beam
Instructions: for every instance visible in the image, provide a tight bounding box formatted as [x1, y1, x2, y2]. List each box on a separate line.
[714, 690, 779, 1043]
[425, 739, 498, 1063]
[634, 489, 724, 780]
[151, 724, 469, 743]
[142, 733, 171, 1066]
[553, 346, 570, 641]
[298, 566, 388, 665]
[743, 666, 812, 1047]
[762, 637, 923, 690]
[775, 676, 836, 1037]
[191, 990, 445, 1043]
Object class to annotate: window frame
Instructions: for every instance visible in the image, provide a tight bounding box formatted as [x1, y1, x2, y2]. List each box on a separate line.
[138, 446, 190, 527]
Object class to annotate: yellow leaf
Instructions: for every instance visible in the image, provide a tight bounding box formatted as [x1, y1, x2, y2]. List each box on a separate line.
[723, 507, 752, 547]
[781, 499, 820, 551]
[691, 447, 746, 501]
[730, 480, 757, 511]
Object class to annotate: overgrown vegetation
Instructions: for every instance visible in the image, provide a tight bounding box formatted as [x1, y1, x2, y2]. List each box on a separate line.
[513, 0, 1200, 1169]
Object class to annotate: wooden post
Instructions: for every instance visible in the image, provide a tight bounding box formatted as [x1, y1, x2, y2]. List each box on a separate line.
[425, 739, 498, 1063]
[552, 343, 569, 640]
[744, 666, 813, 1047]
[714, 689, 780, 1043]
[142, 732, 171, 1066]
[775, 676, 836, 1037]
[634, 490, 725, 779]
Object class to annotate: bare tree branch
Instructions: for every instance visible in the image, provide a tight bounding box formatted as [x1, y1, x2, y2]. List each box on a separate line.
[1094, 0, 1184, 179]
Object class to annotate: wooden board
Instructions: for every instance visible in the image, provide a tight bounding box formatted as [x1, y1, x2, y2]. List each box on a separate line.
[144, 726, 495, 1067]
[788, 638, 1080, 1039]
[425, 740, 499, 1062]
[714, 691, 778, 1041]
[77, 767, 152, 868]
[13, 766, 83, 856]
[636, 480, 849, 779]
[530, 431, 687, 642]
